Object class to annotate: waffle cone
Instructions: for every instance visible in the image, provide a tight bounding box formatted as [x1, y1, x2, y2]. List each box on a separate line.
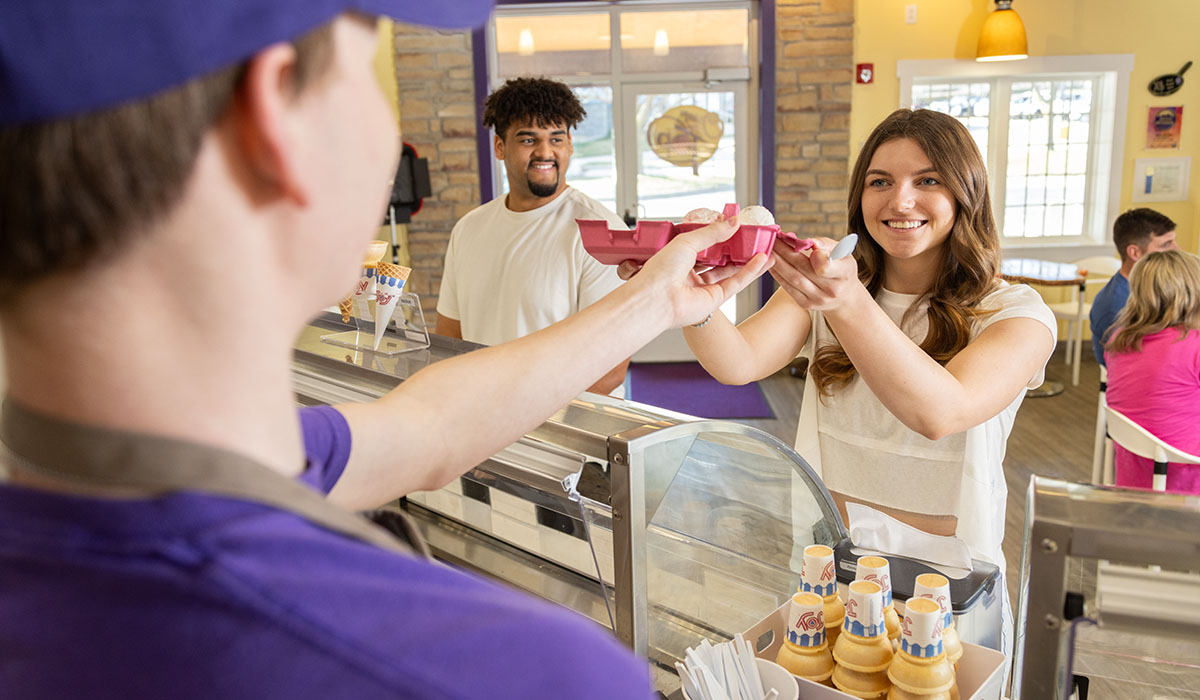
[338, 297, 354, 322]
[887, 687, 952, 700]
[831, 665, 890, 699]
[362, 240, 389, 267]
[888, 652, 954, 695]
[376, 262, 411, 282]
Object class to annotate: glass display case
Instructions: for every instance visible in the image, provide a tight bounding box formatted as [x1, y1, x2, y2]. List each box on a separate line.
[292, 312, 846, 694]
[1013, 477, 1200, 700]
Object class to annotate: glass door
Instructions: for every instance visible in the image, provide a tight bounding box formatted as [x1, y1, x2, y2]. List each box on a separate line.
[621, 82, 749, 362]
[620, 83, 748, 222]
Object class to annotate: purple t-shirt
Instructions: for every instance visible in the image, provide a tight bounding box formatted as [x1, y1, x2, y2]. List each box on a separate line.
[0, 405, 654, 699]
[1107, 328, 1200, 493]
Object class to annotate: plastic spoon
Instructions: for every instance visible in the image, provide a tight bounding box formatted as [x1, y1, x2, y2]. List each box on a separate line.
[830, 233, 858, 261]
[735, 634, 764, 698]
[676, 662, 703, 700]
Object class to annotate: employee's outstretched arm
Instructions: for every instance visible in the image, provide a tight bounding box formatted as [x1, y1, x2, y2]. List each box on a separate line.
[329, 219, 771, 508]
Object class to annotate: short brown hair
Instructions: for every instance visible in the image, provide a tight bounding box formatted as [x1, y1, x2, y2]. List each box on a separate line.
[1113, 208, 1176, 263]
[0, 23, 334, 306]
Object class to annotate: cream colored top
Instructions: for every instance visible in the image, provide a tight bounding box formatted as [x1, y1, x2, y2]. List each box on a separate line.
[795, 281, 1056, 570]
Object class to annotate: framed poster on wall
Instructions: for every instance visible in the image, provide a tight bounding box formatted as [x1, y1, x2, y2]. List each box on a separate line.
[1146, 106, 1183, 149]
[1131, 156, 1191, 202]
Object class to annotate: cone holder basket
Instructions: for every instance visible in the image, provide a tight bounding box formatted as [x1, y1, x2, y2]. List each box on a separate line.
[321, 290, 430, 356]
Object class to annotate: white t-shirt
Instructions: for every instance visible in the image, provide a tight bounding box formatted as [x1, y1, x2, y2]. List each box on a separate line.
[795, 281, 1056, 570]
[437, 186, 625, 347]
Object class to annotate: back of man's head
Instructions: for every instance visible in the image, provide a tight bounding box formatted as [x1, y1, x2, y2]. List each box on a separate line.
[1113, 207, 1176, 263]
[482, 77, 586, 139]
[0, 0, 491, 307]
[0, 27, 334, 307]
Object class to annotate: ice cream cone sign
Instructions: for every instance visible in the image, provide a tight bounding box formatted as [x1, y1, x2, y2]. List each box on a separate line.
[372, 262, 411, 351]
[353, 240, 390, 322]
[647, 105, 723, 176]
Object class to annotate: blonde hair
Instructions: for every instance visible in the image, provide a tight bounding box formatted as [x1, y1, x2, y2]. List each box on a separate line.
[810, 109, 999, 396]
[1106, 250, 1200, 354]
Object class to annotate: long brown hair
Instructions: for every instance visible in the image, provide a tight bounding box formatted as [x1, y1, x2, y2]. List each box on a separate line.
[1106, 250, 1200, 354]
[810, 109, 1000, 396]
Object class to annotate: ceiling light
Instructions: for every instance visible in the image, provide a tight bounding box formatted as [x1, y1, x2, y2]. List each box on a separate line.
[976, 0, 1028, 62]
[653, 29, 669, 57]
[518, 29, 535, 57]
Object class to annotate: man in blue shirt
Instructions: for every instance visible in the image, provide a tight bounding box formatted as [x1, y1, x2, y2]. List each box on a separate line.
[1090, 208, 1178, 366]
[0, 2, 771, 698]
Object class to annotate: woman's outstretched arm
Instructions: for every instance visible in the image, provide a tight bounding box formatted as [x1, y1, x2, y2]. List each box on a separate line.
[770, 242, 1054, 440]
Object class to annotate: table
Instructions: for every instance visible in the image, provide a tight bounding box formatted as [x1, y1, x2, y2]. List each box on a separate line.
[1000, 258, 1086, 398]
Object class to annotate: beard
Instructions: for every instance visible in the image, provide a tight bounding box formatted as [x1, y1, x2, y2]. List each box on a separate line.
[526, 162, 559, 198]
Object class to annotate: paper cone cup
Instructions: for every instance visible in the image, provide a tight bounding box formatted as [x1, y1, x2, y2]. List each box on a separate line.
[855, 556, 893, 607]
[899, 597, 943, 658]
[843, 580, 886, 638]
[372, 274, 405, 350]
[913, 572, 961, 665]
[912, 573, 953, 629]
[800, 544, 838, 597]
[350, 266, 376, 325]
[787, 591, 827, 648]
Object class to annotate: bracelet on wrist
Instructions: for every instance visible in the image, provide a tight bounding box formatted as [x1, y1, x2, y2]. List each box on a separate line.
[691, 313, 713, 328]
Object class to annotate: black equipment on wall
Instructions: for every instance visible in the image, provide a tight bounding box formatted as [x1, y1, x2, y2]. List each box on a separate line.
[386, 142, 432, 225]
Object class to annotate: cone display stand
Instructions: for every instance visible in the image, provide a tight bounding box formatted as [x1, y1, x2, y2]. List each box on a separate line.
[321, 291, 430, 356]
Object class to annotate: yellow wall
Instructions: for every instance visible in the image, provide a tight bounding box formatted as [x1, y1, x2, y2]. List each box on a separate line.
[373, 18, 411, 267]
[851, 0, 1199, 252]
[374, 18, 401, 126]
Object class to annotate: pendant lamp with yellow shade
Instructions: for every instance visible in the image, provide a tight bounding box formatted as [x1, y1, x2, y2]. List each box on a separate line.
[976, 0, 1028, 62]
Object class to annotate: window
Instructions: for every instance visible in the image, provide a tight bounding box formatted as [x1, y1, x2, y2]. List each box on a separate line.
[899, 56, 1133, 248]
[489, 2, 756, 222]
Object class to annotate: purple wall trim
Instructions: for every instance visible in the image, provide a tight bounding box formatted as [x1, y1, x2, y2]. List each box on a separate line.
[472, 26, 493, 205]
[759, 0, 776, 307]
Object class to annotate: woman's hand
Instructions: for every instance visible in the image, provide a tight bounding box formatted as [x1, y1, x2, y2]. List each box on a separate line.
[619, 217, 773, 328]
[768, 236, 863, 312]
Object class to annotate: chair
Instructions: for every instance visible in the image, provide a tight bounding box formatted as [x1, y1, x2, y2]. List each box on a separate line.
[1045, 255, 1122, 387]
[1091, 366, 1109, 485]
[1104, 406, 1200, 492]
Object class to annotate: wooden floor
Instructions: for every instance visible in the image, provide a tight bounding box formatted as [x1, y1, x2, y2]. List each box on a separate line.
[730, 343, 1100, 604]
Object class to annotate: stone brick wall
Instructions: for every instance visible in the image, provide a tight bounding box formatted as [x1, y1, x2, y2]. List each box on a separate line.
[773, 0, 854, 240]
[390, 23, 480, 316]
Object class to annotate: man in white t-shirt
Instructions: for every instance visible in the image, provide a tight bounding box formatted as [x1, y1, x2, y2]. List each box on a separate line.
[436, 77, 629, 395]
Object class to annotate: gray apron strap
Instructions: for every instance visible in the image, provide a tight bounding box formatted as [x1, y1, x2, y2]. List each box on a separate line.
[1, 400, 430, 559]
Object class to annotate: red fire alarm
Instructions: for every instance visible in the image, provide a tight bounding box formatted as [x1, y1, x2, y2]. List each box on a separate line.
[856, 63, 874, 84]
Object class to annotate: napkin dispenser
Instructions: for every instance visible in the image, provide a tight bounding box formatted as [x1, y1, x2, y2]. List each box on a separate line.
[832, 540, 1003, 651]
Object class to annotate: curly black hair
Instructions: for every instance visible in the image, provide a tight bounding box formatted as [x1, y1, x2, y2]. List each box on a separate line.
[482, 77, 586, 139]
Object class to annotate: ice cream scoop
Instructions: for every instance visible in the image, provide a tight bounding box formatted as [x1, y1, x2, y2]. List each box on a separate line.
[738, 205, 775, 226]
[682, 207, 721, 224]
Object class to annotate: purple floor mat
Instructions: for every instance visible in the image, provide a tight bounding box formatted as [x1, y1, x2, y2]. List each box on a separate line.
[628, 362, 774, 419]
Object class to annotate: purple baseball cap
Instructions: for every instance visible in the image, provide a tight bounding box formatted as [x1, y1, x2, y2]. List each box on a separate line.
[0, 0, 494, 125]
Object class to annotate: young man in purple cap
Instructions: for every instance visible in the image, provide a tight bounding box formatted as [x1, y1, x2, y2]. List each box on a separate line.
[0, 2, 769, 698]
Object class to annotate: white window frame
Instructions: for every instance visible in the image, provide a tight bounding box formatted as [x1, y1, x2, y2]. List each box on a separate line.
[486, 1, 758, 222]
[898, 55, 1134, 259]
